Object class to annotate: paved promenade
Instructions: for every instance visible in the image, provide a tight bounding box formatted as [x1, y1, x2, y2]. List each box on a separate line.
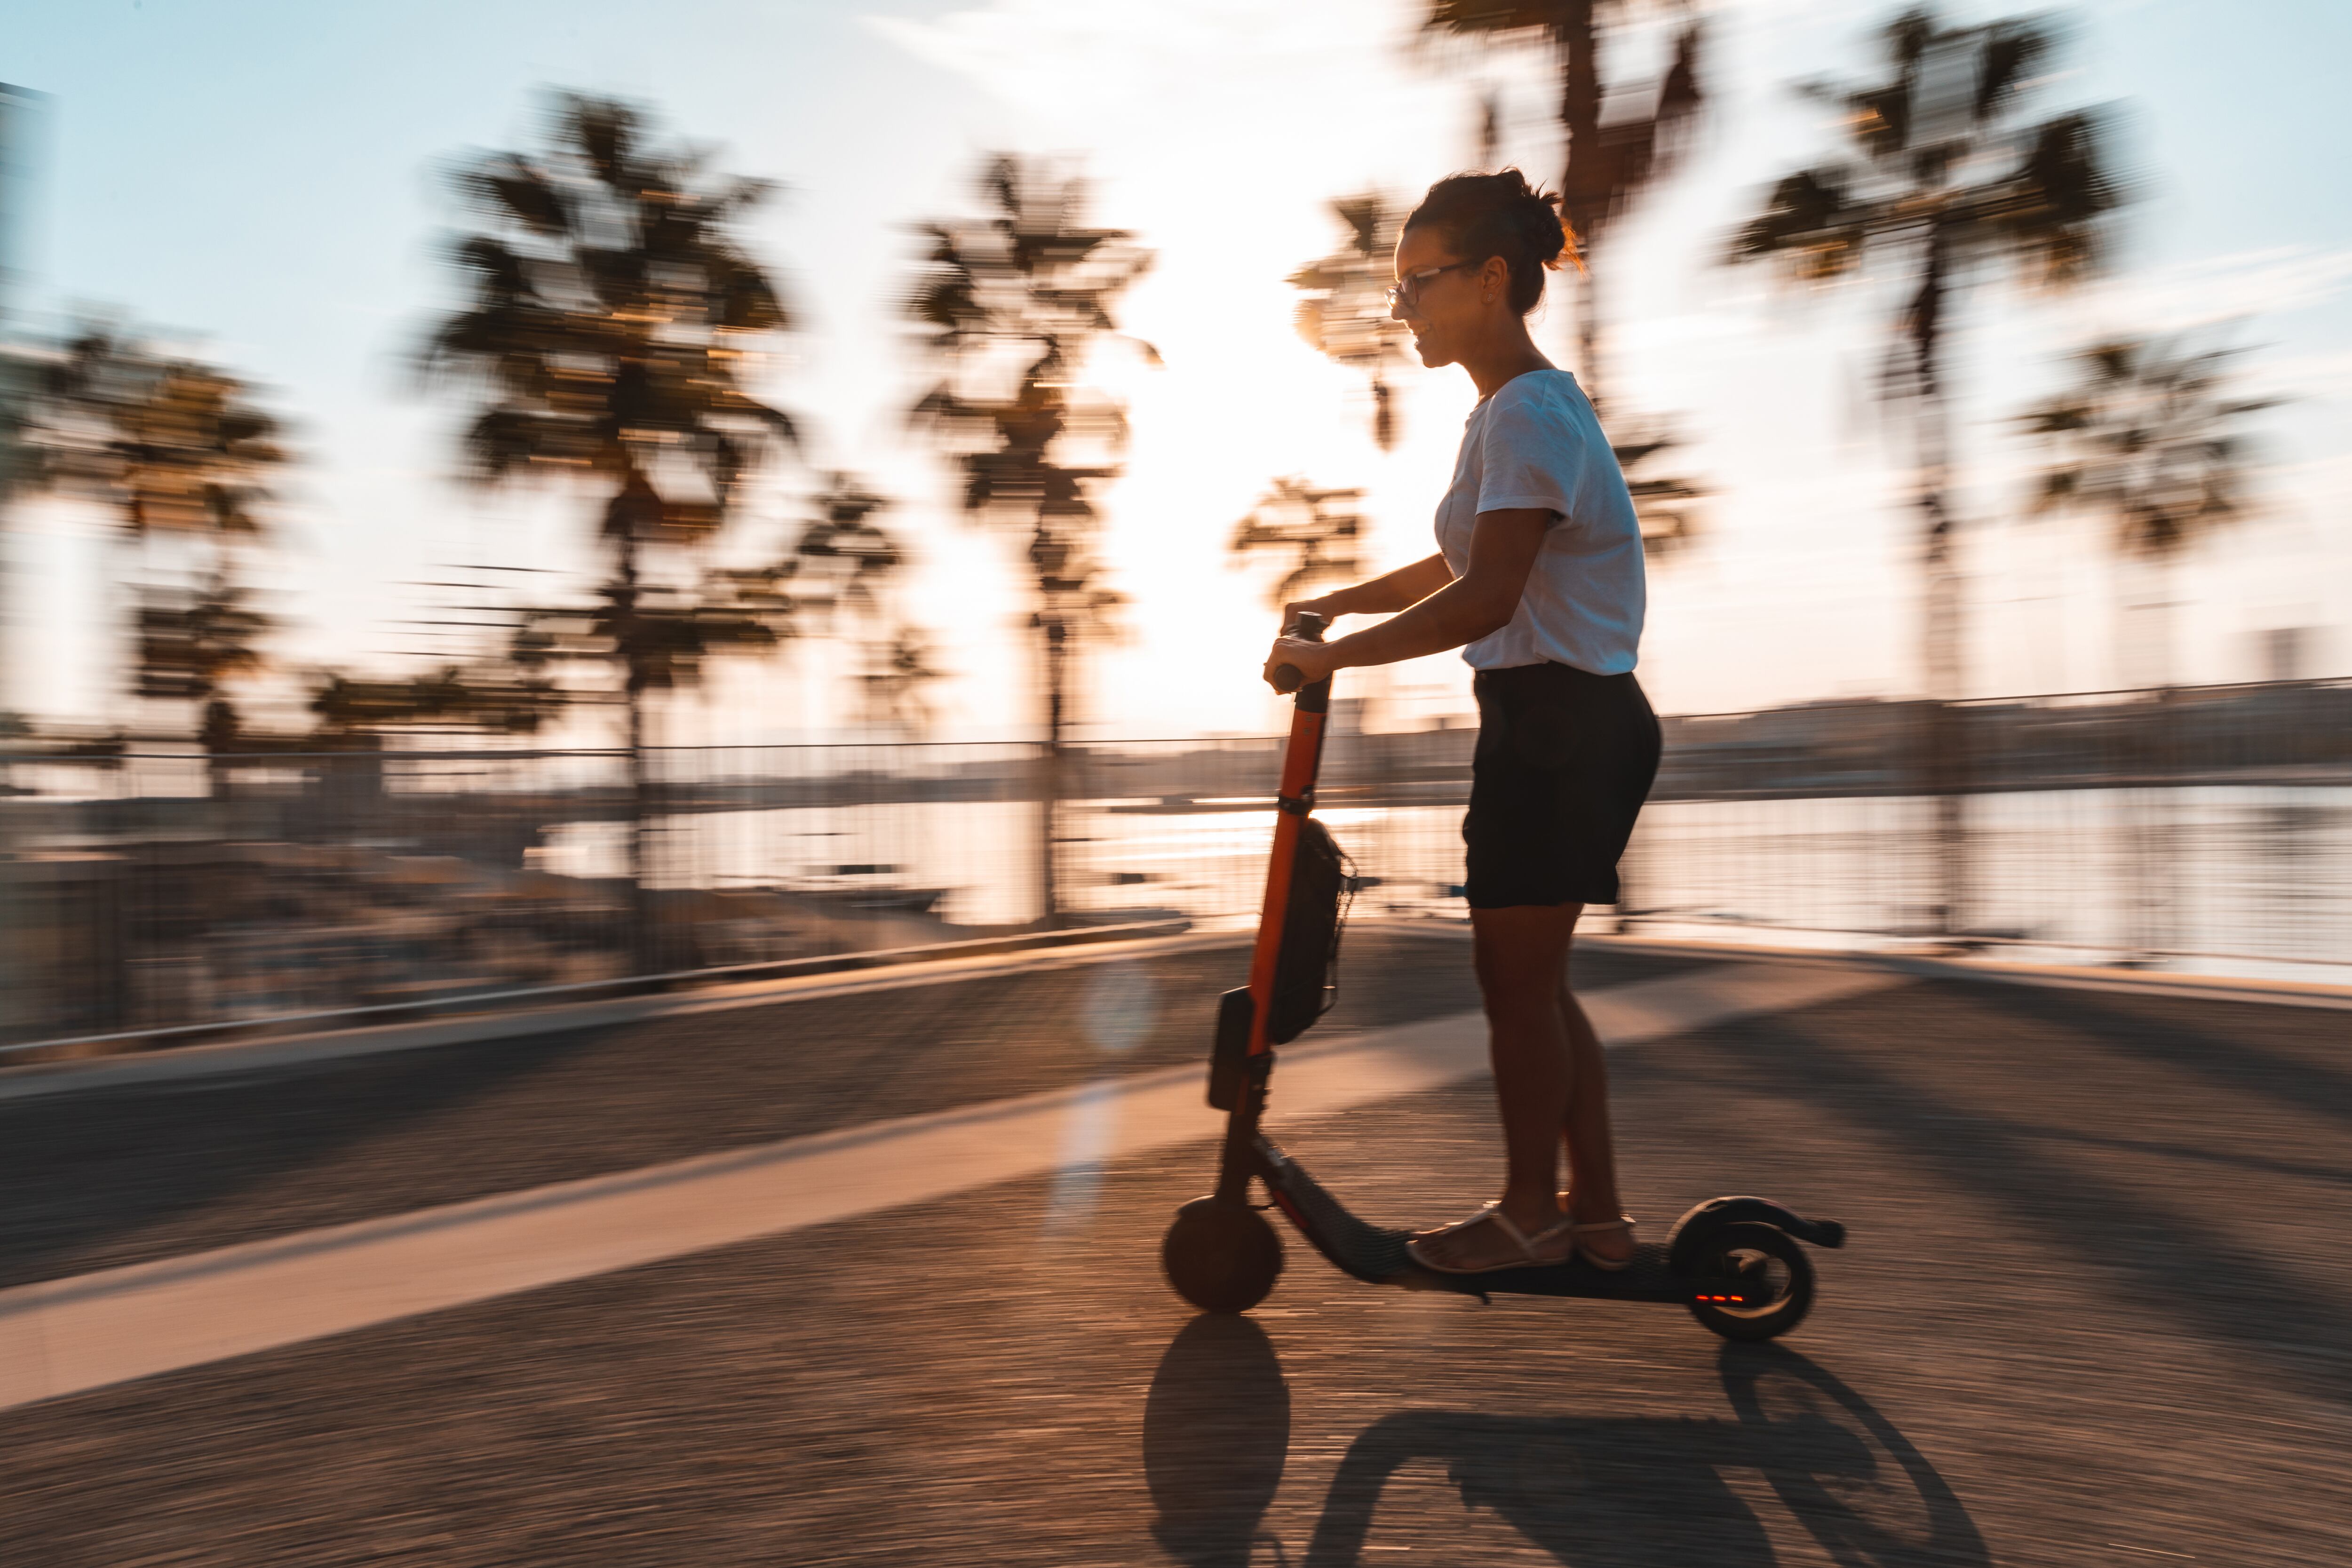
[3, 928, 2347, 1565]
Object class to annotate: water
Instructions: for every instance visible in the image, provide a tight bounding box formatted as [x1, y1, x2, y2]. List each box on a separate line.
[536, 786, 2352, 979]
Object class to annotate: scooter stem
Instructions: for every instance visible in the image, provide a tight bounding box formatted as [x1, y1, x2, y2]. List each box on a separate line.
[1244, 612, 1332, 1060]
[1211, 613, 1335, 1205]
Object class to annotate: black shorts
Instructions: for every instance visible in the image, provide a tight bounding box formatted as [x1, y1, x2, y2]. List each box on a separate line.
[1462, 662, 1661, 909]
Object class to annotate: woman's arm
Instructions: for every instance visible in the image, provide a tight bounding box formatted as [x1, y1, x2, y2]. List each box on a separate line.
[1287, 553, 1454, 622]
[1263, 509, 1550, 688]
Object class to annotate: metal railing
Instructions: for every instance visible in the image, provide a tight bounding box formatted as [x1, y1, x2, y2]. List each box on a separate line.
[3, 677, 2347, 1048]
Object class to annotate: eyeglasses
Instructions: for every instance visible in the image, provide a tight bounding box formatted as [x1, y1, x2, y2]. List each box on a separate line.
[1384, 261, 1476, 310]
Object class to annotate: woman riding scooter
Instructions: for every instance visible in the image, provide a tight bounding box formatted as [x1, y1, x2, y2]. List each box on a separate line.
[1262, 168, 1661, 1276]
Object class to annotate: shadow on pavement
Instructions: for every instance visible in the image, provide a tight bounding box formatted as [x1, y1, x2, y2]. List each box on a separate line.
[1706, 1003, 2352, 1409]
[1145, 1316, 1293, 1568]
[1972, 983, 2352, 1132]
[0, 1026, 616, 1290]
[1145, 1320, 1985, 1567]
[2024, 1123, 2352, 1191]
[0, 932, 1696, 1292]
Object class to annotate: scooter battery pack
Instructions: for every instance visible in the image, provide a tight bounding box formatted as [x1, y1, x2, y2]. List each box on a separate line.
[1267, 817, 1347, 1044]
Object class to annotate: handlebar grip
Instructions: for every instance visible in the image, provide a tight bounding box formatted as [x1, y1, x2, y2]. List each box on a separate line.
[1273, 610, 1325, 695]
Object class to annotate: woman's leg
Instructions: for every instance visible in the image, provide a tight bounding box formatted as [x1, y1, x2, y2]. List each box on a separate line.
[1409, 901, 1582, 1272]
[1558, 950, 1632, 1262]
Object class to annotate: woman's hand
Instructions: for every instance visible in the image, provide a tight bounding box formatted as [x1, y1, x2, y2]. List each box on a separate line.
[1280, 592, 1347, 631]
[1263, 635, 1342, 692]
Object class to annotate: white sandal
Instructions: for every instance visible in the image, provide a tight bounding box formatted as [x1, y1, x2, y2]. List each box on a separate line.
[1406, 1202, 1573, 1275]
[1567, 1214, 1638, 1273]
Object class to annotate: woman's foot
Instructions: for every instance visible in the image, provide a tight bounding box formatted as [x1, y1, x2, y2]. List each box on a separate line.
[1568, 1214, 1637, 1271]
[1407, 1198, 1572, 1274]
[1559, 1186, 1637, 1267]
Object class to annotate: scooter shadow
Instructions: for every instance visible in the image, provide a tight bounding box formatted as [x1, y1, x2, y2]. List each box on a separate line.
[1143, 1318, 1986, 1568]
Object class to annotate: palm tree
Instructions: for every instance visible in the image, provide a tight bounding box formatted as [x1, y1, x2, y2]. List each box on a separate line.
[1229, 477, 1367, 609]
[710, 470, 922, 738]
[1421, 4, 1707, 555]
[134, 573, 271, 764]
[773, 473, 928, 736]
[905, 155, 1157, 924]
[856, 627, 946, 737]
[779, 472, 905, 631]
[1612, 431, 1703, 559]
[2015, 337, 2275, 689]
[8, 324, 286, 755]
[421, 93, 801, 964]
[1727, 7, 2122, 700]
[1422, 1, 1702, 405]
[1727, 7, 2122, 940]
[1288, 197, 1412, 451]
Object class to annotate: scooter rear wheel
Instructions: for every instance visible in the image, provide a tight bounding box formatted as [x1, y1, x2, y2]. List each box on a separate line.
[1162, 1195, 1284, 1313]
[1685, 1220, 1815, 1342]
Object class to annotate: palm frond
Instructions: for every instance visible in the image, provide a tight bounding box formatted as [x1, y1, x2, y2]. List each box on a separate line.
[463, 155, 573, 237]
[1230, 476, 1367, 609]
[2015, 334, 2277, 557]
[1727, 168, 1865, 278]
[1422, 0, 1576, 40]
[2002, 110, 2123, 286]
[1975, 18, 2053, 119]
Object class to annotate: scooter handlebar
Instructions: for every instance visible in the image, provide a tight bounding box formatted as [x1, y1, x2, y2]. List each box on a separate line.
[1272, 611, 1328, 694]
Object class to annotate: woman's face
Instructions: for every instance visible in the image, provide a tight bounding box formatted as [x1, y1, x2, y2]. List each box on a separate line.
[1390, 224, 1507, 369]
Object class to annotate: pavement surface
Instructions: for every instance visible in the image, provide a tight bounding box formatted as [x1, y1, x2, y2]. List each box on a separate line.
[5, 929, 2350, 1566]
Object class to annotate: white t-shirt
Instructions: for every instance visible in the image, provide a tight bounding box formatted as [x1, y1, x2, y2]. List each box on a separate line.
[1433, 368, 1645, 674]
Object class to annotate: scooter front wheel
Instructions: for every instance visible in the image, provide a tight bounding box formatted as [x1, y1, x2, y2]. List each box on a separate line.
[1162, 1195, 1284, 1313]
[1685, 1220, 1815, 1342]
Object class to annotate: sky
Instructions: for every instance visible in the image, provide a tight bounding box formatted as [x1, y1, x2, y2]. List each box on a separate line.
[2, 0, 2347, 743]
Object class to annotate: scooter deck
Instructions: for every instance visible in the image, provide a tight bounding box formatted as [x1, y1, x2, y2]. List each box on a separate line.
[1254, 1135, 1692, 1305]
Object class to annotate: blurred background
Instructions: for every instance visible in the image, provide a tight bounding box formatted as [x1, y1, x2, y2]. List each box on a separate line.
[2, 0, 2346, 1051]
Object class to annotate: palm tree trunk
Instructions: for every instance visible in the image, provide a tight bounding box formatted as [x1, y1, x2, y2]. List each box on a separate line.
[2115, 552, 2175, 691]
[1578, 267, 1604, 410]
[617, 532, 657, 974]
[1910, 220, 1968, 941]
[2121, 554, 2179, 963]
[1555, 5, 1604, 405]
[1912, 221, 1961, 701]
[200, 697, 236, 804]
[1039, 614, 1065, 929]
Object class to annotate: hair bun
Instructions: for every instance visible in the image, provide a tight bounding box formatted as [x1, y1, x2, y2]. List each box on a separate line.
[1405, 166, 1579, 313]
[1517, 191, 1567, 266]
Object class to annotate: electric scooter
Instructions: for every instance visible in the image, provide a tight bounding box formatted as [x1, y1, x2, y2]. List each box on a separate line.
[1160, 613, 1844, 1342]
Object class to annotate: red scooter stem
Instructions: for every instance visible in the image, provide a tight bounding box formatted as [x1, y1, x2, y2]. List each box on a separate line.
[1245, 613, 1331, 1056]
